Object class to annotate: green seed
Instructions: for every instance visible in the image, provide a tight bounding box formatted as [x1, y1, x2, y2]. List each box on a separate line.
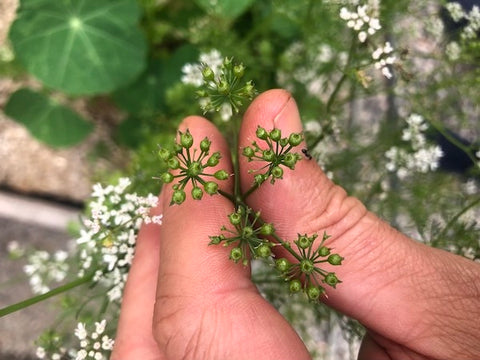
[288, 133, 303, 146]
[202, 66, 214, 82]
[269, 128, 281, 141]
[260, 223, 274, 235]
[187, 161, 203, 177]
[318, 246, 330, 257]
[306, 285, 322, 301]
[271, 166, 283, 179]
[200, 137, 211, 152]
[262, 149, 275, 162]
[180, 131, 194, 149]
[204, 181, 218, 195]
[191, 187, 203, 200]
[256, 126, 268, 140]
[289, 279, 302, 293]
[256, 244, 271, 258]
[300, 259, 314, 275]
[242, 146, 255, 158]
[207, 152, 221, 167]
[327, 254, 344, 266]
[228, 212, 242, 226]
[167, 157, 180, 170]
[296, 235, 311, 249]
[275, 258, 290, 272]
[161, 172, 174, 184]
[214, 170, 229, 180]
[158, 148, 171, 161]
[172, 189, 186, 205]
[324, 273, 340, 288]
[230, 247, 243, 263]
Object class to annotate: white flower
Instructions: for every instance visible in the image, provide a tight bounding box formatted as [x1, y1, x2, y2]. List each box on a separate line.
[75, 323, 88, 340]
[445, 2, 465, 22]
[220, 102, 233, 121]
[36, 347, 46, 359]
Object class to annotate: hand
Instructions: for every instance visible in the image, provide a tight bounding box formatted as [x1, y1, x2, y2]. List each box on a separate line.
[111, 89, 480, 360]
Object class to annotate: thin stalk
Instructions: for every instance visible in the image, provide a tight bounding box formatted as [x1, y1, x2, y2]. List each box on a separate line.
[0, 271, 96, 318]
[436, 197, 480, 241]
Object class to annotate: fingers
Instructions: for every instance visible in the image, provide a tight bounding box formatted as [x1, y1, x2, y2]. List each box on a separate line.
[111, 203, 164, 360]
[153, 116, 310, 359]
[238, 89, 429, 345]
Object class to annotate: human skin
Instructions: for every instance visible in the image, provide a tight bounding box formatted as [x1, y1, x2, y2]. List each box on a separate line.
[111, 89, 480, 360]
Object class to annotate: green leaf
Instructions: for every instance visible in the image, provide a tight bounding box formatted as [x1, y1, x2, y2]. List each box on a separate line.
[112, 44, 198, 116]
[194, 0, 255, 19]
[9, 0, 147, 95]
[4, 88, 93, 147]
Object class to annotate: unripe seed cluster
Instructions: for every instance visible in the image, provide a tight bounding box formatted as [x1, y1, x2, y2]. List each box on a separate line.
[158, 130, 229, 205]
[242, 126, 304, 185]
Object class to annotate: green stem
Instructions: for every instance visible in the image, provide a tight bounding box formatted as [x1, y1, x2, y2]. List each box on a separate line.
[0, 271, 96, 318]
[436, 196, 480, 242]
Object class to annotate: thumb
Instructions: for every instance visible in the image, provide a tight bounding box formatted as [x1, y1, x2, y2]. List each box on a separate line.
[238, 89, 429, 347]
[153, 115, 310, 360]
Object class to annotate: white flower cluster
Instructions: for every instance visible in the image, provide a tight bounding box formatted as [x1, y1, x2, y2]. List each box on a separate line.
[24, 250, 69, 295]
[385, 114, 444, 179]
[72, 320, 114, 360]
[339, 4, 381, 43]
[445, 3, 480, 40]
[181, 49, 223, 87]
[35, 346, 67, 360]
[372, 41, 396, 79]
[77, 177, 162, 302]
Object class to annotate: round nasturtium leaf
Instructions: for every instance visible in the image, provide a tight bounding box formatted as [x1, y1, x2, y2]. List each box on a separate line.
[4, 88, 93, 148]
[194, 0, 255, 19]
[9, 0, 147, 95]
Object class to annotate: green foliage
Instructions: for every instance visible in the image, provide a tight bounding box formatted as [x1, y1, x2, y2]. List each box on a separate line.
[4, 88, 93, 147]
[194, 0, 255, 19]
[9, 0, 147, 95]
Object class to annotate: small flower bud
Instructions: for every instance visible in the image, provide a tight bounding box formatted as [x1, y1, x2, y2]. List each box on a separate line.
[191, 187, 203, 200]
[260, 223, 274, 235]
[255, 243, 271, 258]
[233, 64, 245, 78]
[262, 149, 275, 162]
[275, 258, 290, 272]
[228, 212, 242, 225]
[254, 174, 267, 185]
[207, 152, 221, 167]
[318, 246, 330, 257]
[158, 148, 171, 161]
[324, 272, 340, 288]
[161, 172, 174, 184]
[279, 137, 289, 147]
[209, 234, 225, 245]
[167, 157, 180, 170]
[242, 146, 255, 158]
[200, 137, 211, 153]
[300, 259, 314, 275]
[218, 80, 229, 94]
[204, 181, 218, 195]
[271, 166, 283, 179]
[174, 143, 183, 154]
[202, 66, 215, 82]
[288, 133, 303, 146]
[242, 226, 253, 238]
[187, 161, 203, 177]
[327, 254, 344, 265]
[296, 235, 311, 249]
[172, 189, 186, 205]
[306, 285, 322, 301]
[269, 128, 281, 141]
[289, 279, 302, 293]
[283, 153, 298, 169]
[180, 130, 194, 149]
[256, 126, 268, 140]
[214, 170, 229, 180]
[230, 247, 243, 263]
